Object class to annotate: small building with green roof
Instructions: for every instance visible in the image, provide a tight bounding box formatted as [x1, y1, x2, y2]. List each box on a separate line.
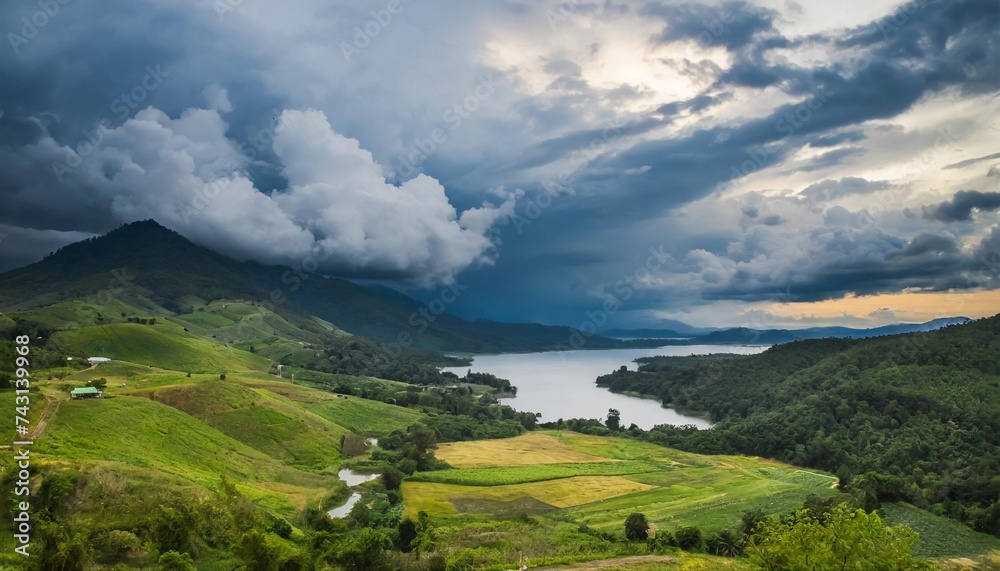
[70, 387, 103, 399]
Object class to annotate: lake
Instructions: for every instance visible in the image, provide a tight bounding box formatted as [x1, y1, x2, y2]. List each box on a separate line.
[443, 345, 768, 430]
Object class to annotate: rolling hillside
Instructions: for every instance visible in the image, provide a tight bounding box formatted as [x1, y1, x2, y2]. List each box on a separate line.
[0, 220, 633, 352]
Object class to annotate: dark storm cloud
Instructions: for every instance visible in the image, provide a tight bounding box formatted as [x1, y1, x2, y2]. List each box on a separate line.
[574, 0, 1000, 223]
[641, 0, 779, 51]
[923, 190, 1000, 222]
[699, 230, 976, 303]
[1, 0, 999, 326]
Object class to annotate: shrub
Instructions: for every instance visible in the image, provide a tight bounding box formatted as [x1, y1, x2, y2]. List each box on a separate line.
[158, 550, 196, 571]
[673, 526, 703, 551]
[95, 530, 141, 559]
[625, 513, 650, 541]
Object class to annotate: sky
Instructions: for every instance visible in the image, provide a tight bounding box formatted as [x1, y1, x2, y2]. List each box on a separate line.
[0, 0, 998, 330]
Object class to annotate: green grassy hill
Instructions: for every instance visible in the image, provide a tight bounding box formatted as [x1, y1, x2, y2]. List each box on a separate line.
[47, 321, 271, 373]
[135, 380, 350, 471]
[33, 396, 334, 513]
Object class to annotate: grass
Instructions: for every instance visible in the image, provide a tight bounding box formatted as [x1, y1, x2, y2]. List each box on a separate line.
[0, 389, 46, 441]
[132, 379, 348, 470]
[881, 502, 1000, 559]
[304, 396, 427, 435]
[48, 321, 271, 373]
[32, 396, 340, 517]
[409, 461, 660, 486]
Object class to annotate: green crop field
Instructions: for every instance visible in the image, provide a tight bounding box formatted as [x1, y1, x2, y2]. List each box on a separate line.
[408, 461, 661, 486]
[404, 431, 843, 535]
[881, 502, 1000, 559]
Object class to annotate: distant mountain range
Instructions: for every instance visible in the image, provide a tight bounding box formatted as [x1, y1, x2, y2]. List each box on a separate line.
[605, 317, 972, 345]
[0, 220, 972, 353]
[0, 220, 639, 353]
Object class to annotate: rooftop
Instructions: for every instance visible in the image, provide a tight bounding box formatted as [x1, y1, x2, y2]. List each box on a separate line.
[71, 387, 101, 395]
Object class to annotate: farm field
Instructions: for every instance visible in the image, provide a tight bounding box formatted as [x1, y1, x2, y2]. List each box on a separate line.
[404, 431, 843, 534]
[881, 502, 1000, 559]
[434, 431, 615, 467]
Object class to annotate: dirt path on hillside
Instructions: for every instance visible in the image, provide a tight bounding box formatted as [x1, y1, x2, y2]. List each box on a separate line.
[29, 394, 63, 440]
[530, 555, 680, 570]
[795, 469, 839, 489]
[25, 362, 100, 441]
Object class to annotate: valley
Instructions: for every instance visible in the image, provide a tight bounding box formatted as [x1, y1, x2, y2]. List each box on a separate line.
[0, 222, 997, 570]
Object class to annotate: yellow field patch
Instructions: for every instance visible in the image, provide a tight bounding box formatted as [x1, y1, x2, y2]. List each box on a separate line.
[435, 432, 614, 468]
[402, 476, 653, 518]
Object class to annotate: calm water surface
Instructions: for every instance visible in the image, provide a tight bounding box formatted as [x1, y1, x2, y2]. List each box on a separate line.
[327, 469, 380, 518]
[444, 345, 767, 430]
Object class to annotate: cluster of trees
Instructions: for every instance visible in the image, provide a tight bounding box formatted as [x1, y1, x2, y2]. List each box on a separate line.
[305, 423, 448, 570]
[460, 371, 516, 394]
[296, 358, 537, 444]
[0, 467, 301, 571]
[624, 496, 930, 570]
[597, 316, 1000, 536]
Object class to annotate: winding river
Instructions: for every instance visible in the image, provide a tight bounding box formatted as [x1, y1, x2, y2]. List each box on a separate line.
[444, 345, 767, 430]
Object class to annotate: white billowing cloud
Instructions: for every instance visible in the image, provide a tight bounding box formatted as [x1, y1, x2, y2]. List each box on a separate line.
[19, 106, 514, 285]
[270, 109, 516, 283]
[202, 84, 233, 113]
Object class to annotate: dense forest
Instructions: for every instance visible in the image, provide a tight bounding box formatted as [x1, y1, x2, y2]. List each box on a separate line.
[596, 315, 1000, 536]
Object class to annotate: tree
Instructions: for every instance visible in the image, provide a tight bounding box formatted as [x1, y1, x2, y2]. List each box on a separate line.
[413, 511, 438, 556]
[706, 528, 743, 557]
[741, 506, 767, 540]
[625, 512, 649, 541]
[158, 551, 196, 571]
[606, 408, 622, 431]
[382, 466, 404, 491]
[87, 377, 108, 390]
[397, 518, 418, 552]
[746, 503, 932, 571]
[236, 530, 279, 571]
[673, 526, 703, 551]
[333, 528, 392, 570]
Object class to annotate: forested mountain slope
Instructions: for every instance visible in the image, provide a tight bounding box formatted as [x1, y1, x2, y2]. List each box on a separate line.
[598, 316, 1000, 536]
